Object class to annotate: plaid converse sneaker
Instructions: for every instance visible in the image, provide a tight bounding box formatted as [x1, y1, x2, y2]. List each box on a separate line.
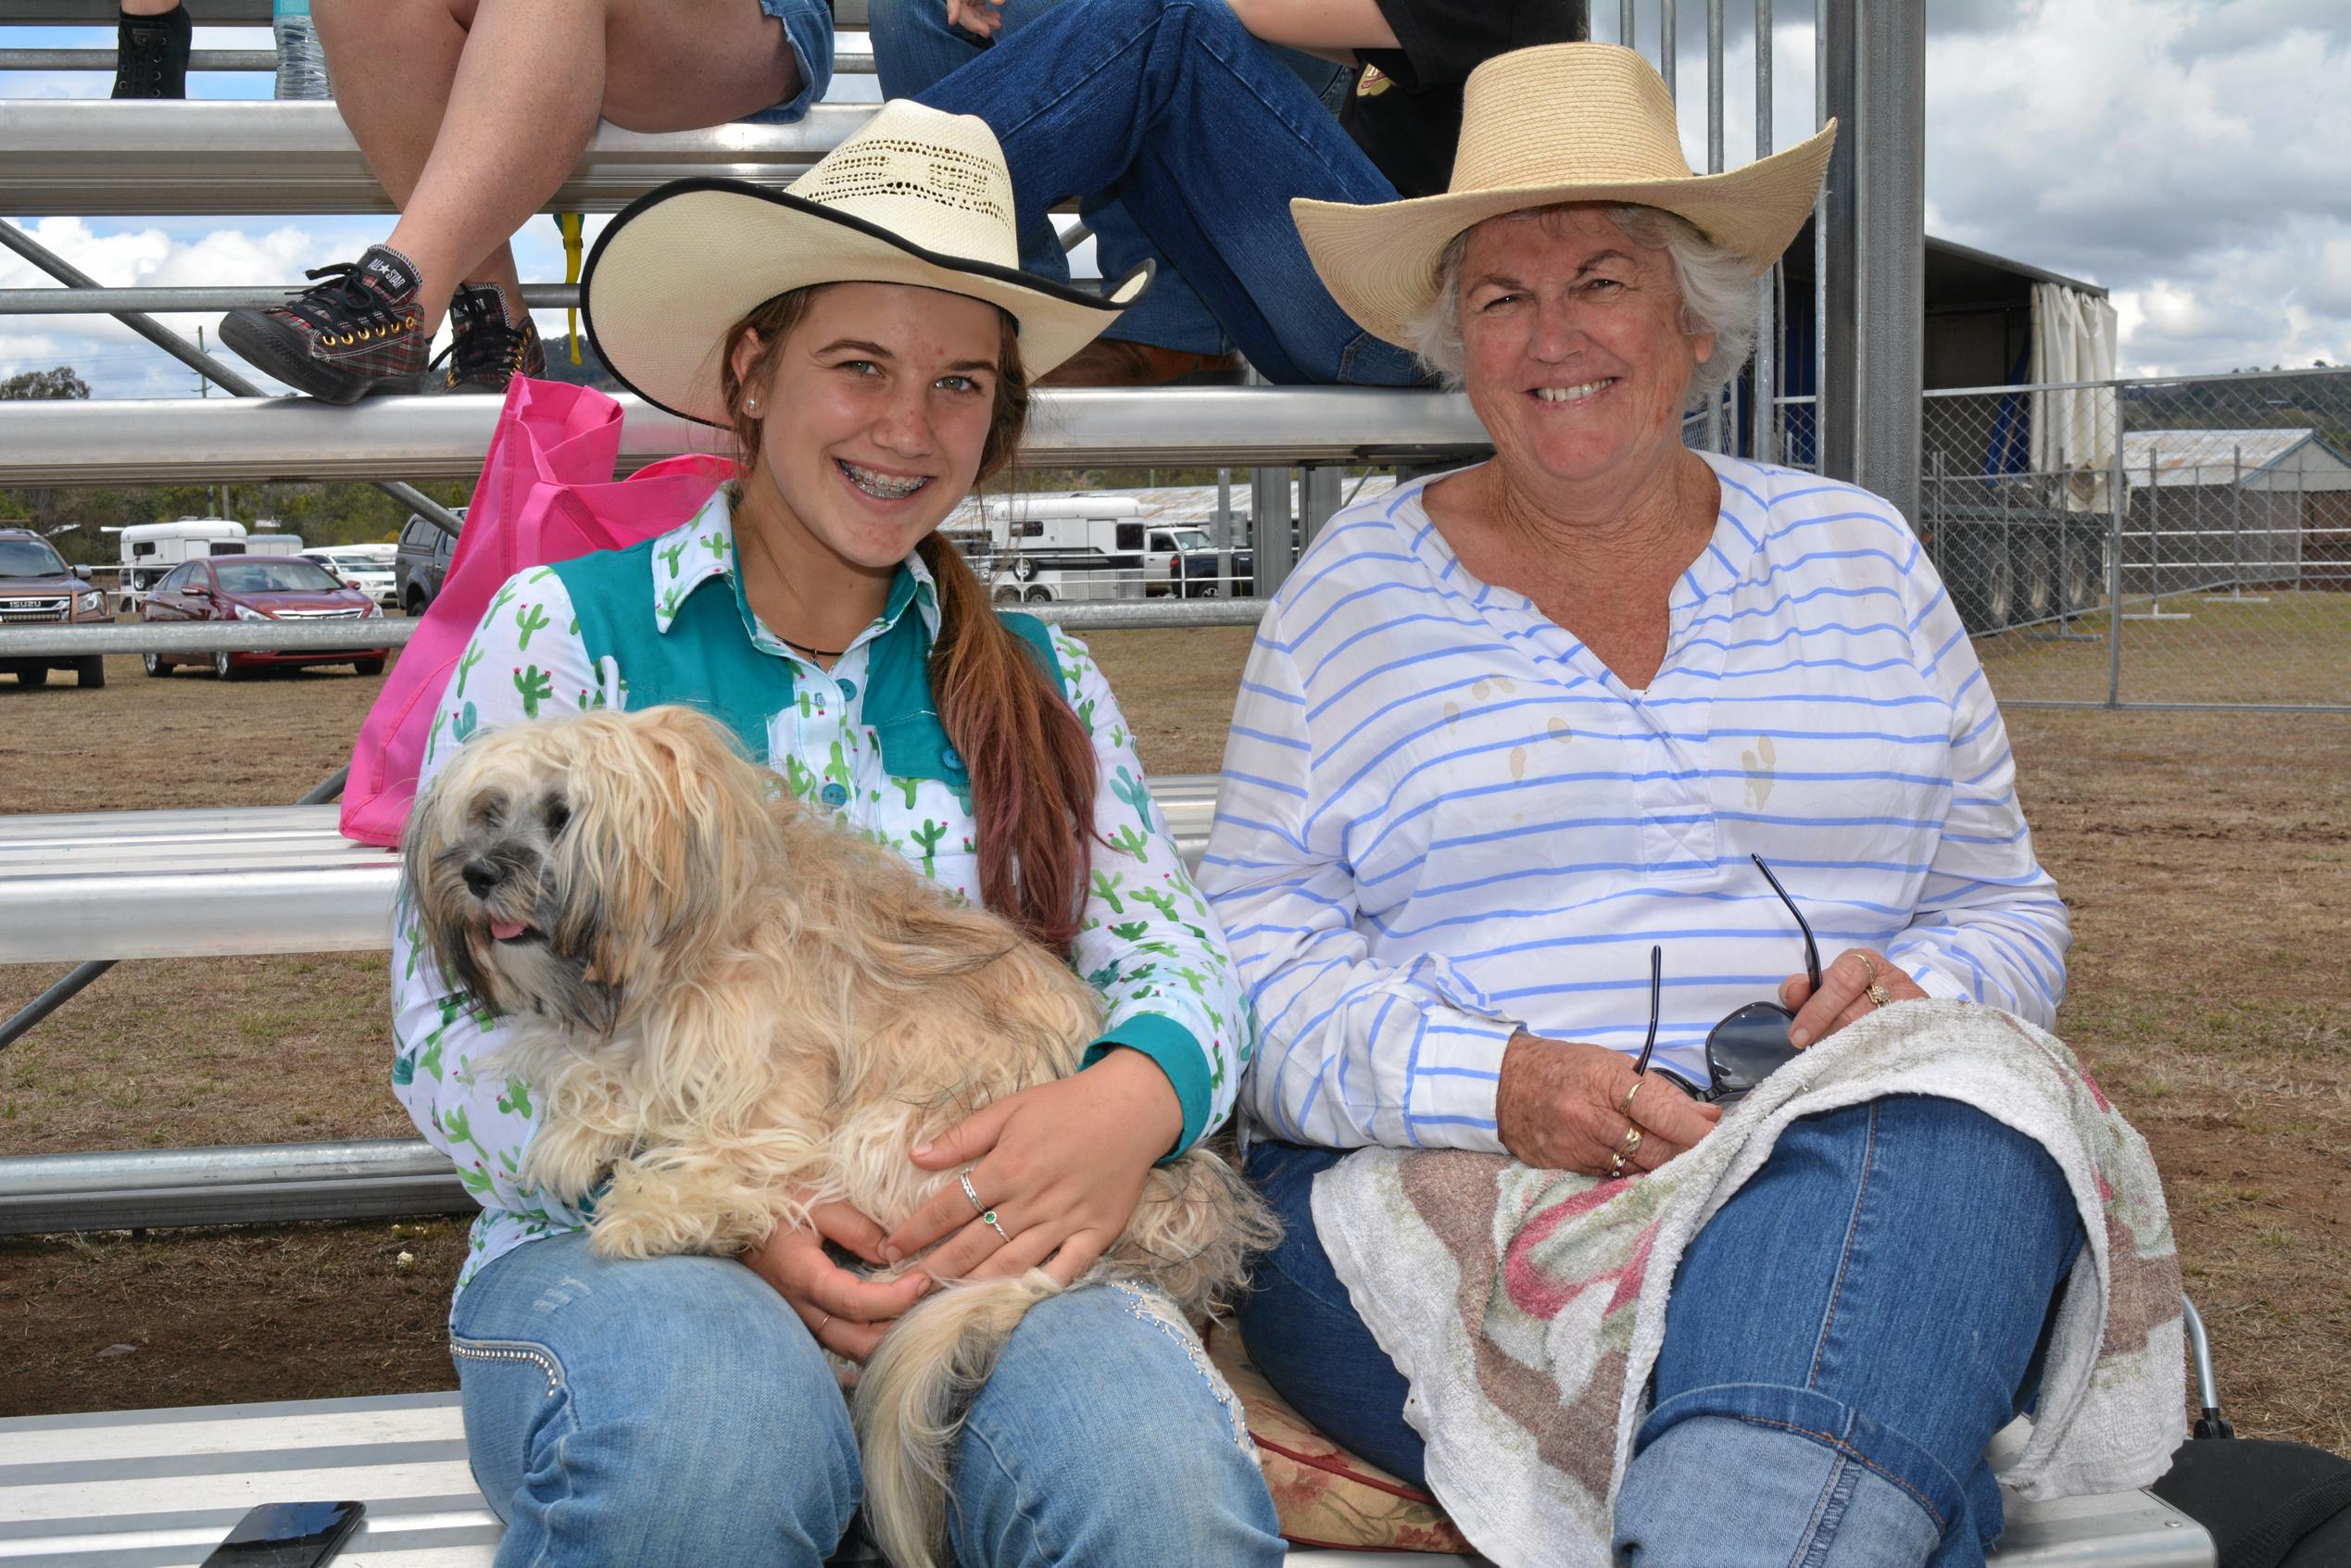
[218, 245, 433, 405]
[431, 283, 547, 393]
[111, 3, 190, 98]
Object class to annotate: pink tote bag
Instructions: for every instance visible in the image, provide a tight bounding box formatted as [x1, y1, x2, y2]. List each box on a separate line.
[341, 376, 730, 847]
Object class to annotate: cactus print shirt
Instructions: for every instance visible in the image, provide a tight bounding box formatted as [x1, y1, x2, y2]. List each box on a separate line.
[390, 491, 1251, 1307]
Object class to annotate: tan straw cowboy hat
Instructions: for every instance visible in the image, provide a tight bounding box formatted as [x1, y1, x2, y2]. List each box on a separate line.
[1293, 43, 1837, 348]
[582, 100, 1150, 426]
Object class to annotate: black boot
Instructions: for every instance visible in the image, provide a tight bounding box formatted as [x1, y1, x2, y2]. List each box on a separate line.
[111, 3, 191, 99]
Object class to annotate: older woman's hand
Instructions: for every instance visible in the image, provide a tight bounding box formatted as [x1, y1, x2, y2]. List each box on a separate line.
[1782, 948, 1930, 1047]
[1496, 1033, 1722, 1176]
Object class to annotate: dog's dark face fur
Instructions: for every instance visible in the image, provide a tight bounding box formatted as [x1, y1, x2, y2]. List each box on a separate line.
[403, 706, 777, 1038]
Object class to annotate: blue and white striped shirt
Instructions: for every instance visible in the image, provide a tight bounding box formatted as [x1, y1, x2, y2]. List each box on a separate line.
[1201, 454, 2069, 1152]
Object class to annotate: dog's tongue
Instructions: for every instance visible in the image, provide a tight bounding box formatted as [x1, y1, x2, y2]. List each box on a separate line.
[490, 919, 529, 941]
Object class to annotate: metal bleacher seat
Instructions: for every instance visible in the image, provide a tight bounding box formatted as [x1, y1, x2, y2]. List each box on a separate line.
[0, 778, 1216, 966]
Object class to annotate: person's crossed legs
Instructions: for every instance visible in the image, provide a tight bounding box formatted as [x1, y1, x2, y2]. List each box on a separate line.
[914, 0, 1426, 385]
[223, 0, 827, 401]
[870, 0, 1352, 384]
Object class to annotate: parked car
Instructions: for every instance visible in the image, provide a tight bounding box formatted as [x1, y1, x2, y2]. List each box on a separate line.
[299, 546, 401, 609]
[139, 555, 389, 680]
[0, 527, 111, 688]
[395, 509, 463, 616]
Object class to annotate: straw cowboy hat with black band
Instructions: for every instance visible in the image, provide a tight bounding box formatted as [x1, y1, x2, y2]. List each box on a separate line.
[581, 99, 1151, 428]
[1292, 42, 1838, 349]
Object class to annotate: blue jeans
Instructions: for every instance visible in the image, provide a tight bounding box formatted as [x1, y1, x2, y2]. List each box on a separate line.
[1240, 1098, 2085, 1567]
[870, 0, 1348, 358]
[742, 0, 835, 123]
[452, 1230, 1283, 1567]
[913, 0, 1427, 384]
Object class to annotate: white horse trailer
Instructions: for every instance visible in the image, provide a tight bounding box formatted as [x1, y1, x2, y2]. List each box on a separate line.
[107, 519, 306, 613]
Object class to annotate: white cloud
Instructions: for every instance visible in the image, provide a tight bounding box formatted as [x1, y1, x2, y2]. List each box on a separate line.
[1922, 0, 2351, 373]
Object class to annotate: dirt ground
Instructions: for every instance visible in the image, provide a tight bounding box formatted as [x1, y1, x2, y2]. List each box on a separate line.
[2, 633, 2346, 1458]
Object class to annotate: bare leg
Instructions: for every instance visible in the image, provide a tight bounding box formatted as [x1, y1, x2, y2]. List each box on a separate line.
[313, 0, 805, 330]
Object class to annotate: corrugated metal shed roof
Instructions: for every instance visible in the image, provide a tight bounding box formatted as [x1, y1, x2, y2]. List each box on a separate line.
[2118, 429, 2318, 485]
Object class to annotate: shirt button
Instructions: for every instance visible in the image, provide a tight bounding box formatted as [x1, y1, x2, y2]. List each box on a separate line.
[820, 782, 849, 808]
[941, 746, 963, 773]
[836, 678, 858, 702]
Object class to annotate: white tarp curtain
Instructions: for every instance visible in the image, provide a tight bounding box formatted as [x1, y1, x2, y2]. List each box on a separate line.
[2030, 283, 2121, 510]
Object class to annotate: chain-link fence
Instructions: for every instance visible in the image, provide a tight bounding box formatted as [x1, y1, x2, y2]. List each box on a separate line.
[1919, 368, 2351, 709]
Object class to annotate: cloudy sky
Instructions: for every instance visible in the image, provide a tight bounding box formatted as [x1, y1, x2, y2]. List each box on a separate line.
[3, 0, 2347, 397]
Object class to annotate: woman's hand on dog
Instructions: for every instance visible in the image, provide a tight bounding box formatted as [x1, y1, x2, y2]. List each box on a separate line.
[883, 1047, 1184, 1289]
[744, 1194, 929, 1362]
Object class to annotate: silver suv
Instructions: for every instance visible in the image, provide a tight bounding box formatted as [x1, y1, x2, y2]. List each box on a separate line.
[395, 508, 464, 616]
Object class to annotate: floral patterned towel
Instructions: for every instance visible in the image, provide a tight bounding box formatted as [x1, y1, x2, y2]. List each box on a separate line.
[1309, 1000, 2184, 1568]
[1204, 1323, 1474, 1555]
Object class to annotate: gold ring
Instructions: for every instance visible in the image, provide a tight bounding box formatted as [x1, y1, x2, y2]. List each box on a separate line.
[1617, 1124, 1643, 1162]
[813, 1311, 832, 1337]
[1866, 983, 1893, 1009]
[1619, 1076, 1646, 1119]
[1857, 952, 1880, 986]
[1607, 1150, 1628, 1179]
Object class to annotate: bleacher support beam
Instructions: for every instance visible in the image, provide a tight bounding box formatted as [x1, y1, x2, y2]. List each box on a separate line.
[0, 387, 1491, 485]
[0, 100, 861, 216]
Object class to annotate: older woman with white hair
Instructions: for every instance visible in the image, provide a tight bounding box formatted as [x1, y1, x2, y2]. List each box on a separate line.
[1203, 44, 2172, 1568]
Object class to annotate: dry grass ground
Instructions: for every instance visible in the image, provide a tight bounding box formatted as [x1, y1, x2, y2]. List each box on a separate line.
[2, 633, 2346, 1459]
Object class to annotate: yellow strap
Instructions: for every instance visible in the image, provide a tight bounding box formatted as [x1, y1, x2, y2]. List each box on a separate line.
[559, 212, 585, 367]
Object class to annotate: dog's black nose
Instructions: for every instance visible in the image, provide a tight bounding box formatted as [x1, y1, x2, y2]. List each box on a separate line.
[461, 859, 506, 897]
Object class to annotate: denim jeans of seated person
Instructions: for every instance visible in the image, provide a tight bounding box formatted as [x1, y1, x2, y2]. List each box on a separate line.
[1240, 1097, 2083, 1568]
[914, 0, 1428, 386]
[865, 0, 1349, 360]
[451, 1228, 1283, 1568]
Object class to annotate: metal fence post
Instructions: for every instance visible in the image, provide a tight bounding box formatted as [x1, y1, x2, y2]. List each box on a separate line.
[2106, 430, 2126, 706]
[1820, 0, 1924, 521]
[1251, 466, 1297, 600]
[1750, 0, 1776, 464]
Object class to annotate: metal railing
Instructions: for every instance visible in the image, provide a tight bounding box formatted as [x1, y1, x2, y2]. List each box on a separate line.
[1920, 366, 2351, 711]
[0, 386, 1493, 485]
[0, 595, 1276, 661]
[0, 99, 862, 215]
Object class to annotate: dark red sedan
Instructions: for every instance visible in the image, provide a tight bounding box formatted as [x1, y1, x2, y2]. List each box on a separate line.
[141, 555, 391, 680]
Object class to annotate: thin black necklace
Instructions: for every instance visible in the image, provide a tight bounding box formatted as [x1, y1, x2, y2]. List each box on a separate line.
[780, 635, 847, 659]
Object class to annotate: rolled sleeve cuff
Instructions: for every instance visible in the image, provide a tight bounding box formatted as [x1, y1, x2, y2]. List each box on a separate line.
[1401, 1013, 1514, 1152]
[1883, 948, 1973, 1004]
[1084, 1013, 1212, 1161]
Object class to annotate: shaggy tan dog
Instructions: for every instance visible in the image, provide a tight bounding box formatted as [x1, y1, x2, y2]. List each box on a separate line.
[405, 704, 1275, 1568]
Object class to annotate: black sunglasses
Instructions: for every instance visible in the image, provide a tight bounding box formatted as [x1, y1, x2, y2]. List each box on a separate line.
[1630, 855, 1820, 1107]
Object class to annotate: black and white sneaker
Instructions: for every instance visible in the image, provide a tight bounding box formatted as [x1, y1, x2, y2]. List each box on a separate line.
[219, 245, 434, 405]
[111, 3, 190, 98]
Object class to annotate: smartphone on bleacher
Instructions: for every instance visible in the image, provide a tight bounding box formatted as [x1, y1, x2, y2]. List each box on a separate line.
[199, 1500, 365, 1568]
